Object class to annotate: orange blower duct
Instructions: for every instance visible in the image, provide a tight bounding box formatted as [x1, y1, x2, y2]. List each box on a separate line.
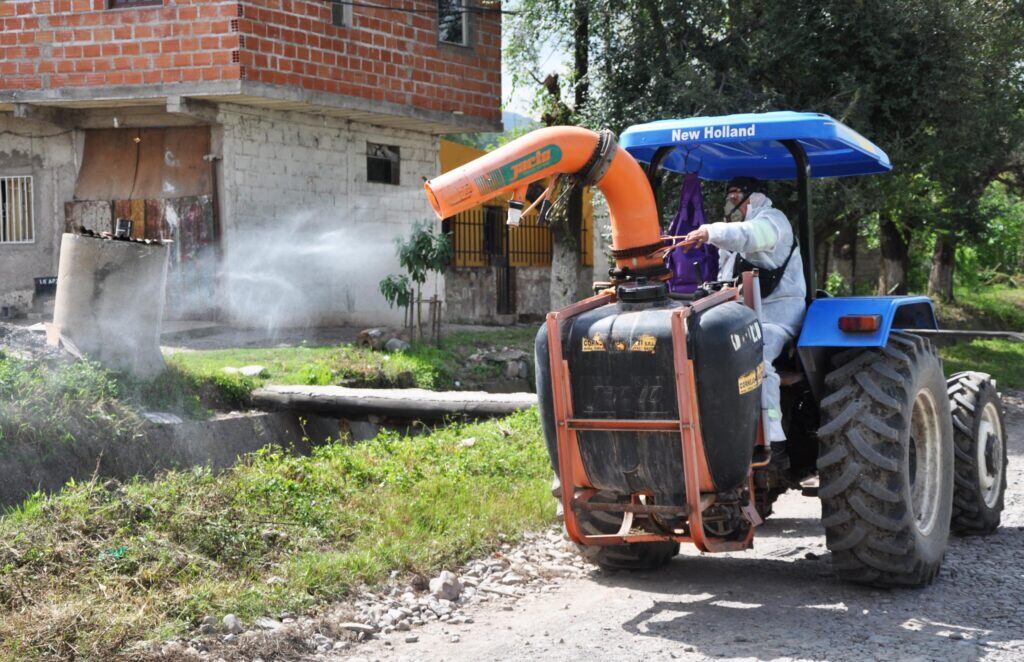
[424, 126, 665, 280]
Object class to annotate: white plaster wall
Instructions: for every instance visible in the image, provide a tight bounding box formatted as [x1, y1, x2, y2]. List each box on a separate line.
[0, 113, 82, 309]
[216, 103, 442, 328]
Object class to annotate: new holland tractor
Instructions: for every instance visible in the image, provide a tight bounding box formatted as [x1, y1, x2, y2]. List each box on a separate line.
[424, 111, 1008, 587]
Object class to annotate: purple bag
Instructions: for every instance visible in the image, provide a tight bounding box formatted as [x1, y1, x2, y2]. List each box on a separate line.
[665, 173, 718, 294]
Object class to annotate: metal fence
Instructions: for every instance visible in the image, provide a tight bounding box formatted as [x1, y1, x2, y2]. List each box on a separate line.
[445, 205, 555, 268]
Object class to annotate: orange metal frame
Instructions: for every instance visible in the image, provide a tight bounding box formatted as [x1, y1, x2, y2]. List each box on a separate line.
[547, 285, 762, 553]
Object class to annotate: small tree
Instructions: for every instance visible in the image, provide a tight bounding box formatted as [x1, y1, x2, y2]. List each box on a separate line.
[380, 221, 452, 341]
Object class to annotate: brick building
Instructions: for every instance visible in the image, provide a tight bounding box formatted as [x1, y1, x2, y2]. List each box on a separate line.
[0, 0, 502, 326]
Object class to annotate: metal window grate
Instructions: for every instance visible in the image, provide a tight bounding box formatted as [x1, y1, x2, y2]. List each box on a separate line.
[445, 206, 553, 268]
[0, 176, 34, 244]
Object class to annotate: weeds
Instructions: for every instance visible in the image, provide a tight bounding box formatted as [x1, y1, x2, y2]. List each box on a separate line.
[0, 409, 552, 659]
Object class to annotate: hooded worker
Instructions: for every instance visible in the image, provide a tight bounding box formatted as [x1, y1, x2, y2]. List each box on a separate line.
[681, 176, 806, 459]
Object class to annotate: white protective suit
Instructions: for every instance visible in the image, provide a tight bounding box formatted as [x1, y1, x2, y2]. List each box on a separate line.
[703, 193, 806, 442]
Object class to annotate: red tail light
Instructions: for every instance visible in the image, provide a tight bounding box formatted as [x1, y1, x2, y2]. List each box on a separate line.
[838, 314, 882, 332]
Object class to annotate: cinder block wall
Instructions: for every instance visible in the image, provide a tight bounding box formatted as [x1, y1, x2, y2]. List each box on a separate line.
[216, 103, 441, 328]
[0, 114, 81, 308]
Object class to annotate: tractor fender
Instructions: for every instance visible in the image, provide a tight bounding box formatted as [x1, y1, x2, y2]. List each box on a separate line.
[795, 295, 938, 399]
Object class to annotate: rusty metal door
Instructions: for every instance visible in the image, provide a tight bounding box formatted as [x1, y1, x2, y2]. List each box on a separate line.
[67, 127, 220, 320]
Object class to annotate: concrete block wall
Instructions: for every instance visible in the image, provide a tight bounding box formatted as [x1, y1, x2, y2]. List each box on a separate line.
[216, 102, 441, 327]
[0, 113, 81, 308]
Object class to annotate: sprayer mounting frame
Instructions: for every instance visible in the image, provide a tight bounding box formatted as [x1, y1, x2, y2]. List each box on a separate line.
[546, 286, 761, 553]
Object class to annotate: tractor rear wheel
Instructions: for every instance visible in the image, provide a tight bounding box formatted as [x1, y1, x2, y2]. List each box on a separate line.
[574, 491, 678, 571]
[947, 372, 1007, 535]
[817, 331, 953, 587]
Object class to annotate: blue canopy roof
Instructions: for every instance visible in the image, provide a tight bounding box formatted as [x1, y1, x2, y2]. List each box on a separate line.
[619, 111, 891, 181]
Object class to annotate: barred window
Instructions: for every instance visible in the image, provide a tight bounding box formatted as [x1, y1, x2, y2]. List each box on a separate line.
[0, 176, 34, 244]
[438, 0, 468, 46]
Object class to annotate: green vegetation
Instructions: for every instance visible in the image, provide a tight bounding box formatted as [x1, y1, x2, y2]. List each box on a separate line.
[166, 327, 538, 400]
[935, 285, 1024, 332]
[0, 353, 142, 449]
[0, 409, 552, 659]
[941, 339, 1024, 389]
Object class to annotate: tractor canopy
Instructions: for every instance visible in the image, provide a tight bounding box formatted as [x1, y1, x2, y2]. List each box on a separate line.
[620, 111, 891, 180]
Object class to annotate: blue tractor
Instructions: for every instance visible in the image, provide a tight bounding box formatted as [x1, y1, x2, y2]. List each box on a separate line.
[425, 111, 1008, 587]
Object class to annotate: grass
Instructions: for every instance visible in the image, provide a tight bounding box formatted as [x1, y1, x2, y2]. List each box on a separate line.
[166, 327, 539, 402]
[0, 409, 553, 660]
[0, 352, 143, 449]
[940, 339, 1024, 389]
[934, 285, 1024, 331]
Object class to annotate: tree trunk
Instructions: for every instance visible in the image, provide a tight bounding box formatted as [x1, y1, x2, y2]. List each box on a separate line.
[549, 0, 589, 311]
[877, 218, 909, 295]
[550, 187, 585, 309]
[928, 234, 956, 302]
[831, 221, 858, 294]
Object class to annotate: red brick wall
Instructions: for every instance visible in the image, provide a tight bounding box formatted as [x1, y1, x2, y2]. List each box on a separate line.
[238, 1, 501, 122]
[0, 1, 241, 90]
[0, 0, 501, 124]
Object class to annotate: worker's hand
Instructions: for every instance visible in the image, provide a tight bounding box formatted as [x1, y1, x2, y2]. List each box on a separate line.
[681, 226, 710, 250]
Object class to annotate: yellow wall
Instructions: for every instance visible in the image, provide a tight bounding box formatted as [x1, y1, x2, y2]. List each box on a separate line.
[439, 139, 593, 267]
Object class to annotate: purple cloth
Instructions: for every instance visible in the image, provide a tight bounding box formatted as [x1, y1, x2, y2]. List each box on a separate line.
[665, 173, 718, 294]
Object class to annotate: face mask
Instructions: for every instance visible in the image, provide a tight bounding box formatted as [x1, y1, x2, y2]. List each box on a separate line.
[724, 189, 754, 222]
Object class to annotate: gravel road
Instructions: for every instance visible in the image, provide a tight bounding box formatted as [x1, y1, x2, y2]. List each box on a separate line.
[348, 390, 1024, 662]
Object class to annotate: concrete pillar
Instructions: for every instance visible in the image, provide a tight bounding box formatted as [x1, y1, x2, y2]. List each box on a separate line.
[51, 233, 169, 378]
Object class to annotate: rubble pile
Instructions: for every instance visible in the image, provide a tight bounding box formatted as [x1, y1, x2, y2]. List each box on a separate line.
[150, 528, 587, 660]
[468, 347, 532, 381]
[0, 322, 69, 363]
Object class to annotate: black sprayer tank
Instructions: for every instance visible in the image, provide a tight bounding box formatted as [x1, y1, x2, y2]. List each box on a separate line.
[536, 286, 763, 501]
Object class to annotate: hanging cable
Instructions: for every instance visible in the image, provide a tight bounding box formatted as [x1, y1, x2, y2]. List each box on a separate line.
[325, 1, 514, 15]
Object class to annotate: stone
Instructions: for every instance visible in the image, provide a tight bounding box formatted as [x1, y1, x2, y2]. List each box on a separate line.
[254, 617, 283, 631]
[339, 622, 376, 635]
[429, 570, 462, 601]
[239, 365, 269, 378]
[385, 338, 411, 352]
[357, 328, 388, 350]
[222, 614, 243, 635]
[459, 437, 477, 448]
[405, 635, 419, 643]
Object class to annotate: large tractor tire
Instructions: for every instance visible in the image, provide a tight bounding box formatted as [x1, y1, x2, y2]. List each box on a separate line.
[817, 331, 954, 587]
[572, 491, 678, 571]
[947, 372, 1007, 535]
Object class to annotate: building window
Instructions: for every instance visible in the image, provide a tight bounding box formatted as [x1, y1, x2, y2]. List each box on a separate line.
[330, 0, 352, 27]
[0, 176, 34, 244]
[108, 0, 162, 8]
[438, 0, 468, 46]
[367, 143, 400, 185]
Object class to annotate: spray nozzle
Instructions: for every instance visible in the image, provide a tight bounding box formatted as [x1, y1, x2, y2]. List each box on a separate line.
[507, 200, 524, 227]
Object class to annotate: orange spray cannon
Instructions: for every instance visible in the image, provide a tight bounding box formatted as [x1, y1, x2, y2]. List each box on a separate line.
[424, 126, 666, 281]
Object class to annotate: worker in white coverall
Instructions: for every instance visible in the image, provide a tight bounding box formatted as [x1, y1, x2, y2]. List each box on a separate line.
[681, 176, 806, 463]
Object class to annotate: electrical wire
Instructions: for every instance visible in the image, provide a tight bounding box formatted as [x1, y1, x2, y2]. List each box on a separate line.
[327, 0, 514, 15]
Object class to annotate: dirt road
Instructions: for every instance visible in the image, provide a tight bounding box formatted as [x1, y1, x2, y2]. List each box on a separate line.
[350, 391, 1024, 662]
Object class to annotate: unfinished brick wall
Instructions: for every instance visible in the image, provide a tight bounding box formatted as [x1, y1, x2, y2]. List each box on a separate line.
[238, 0, 501, 121]
[0, 0, 241, 90]
[0, 1, 501, 125]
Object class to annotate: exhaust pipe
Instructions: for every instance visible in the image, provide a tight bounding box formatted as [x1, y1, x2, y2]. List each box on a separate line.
[425, 126, 665, 279]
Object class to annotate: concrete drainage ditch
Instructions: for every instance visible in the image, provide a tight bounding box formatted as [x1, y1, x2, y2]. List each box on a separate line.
[0, 388, 538, 508]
